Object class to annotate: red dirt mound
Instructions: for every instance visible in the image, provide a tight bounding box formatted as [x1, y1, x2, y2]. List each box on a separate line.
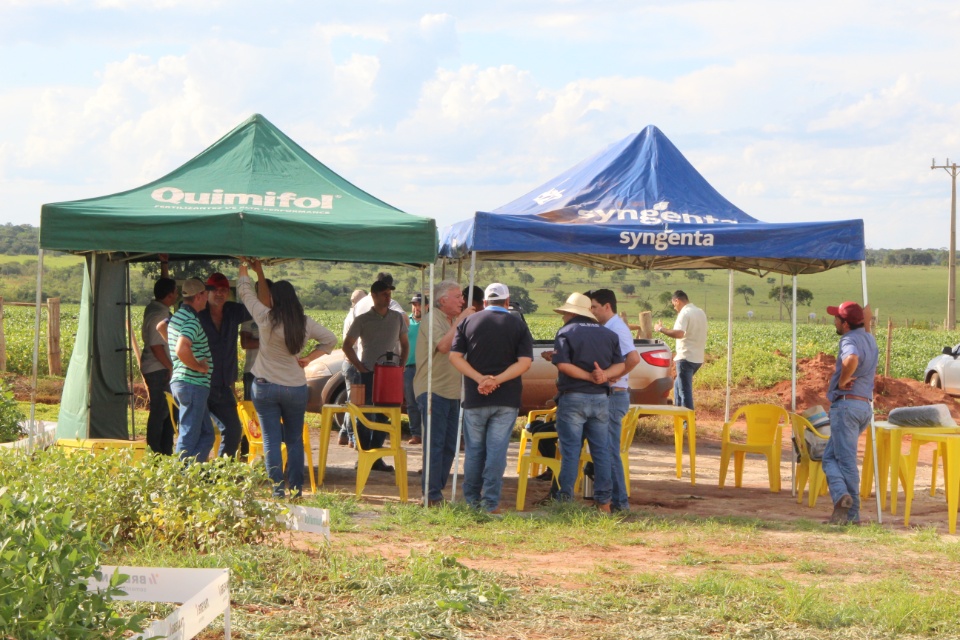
[771, 353, 960, 419]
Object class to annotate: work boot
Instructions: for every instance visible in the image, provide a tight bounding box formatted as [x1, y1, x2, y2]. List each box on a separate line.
[338, 432, 349, 446]
[408, 436, 422, 445]
[596, 503, 612, 515]
[828, 494, 854, 525]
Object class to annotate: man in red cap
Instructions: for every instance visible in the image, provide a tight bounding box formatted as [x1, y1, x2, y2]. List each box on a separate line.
[822, 301, 878, 525]
[198, 272, 252, 458]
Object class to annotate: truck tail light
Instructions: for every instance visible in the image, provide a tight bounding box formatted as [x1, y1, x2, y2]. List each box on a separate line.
[641, 350, 672, 368]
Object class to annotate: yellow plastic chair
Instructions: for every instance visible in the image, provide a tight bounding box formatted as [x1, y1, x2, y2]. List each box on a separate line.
[789, 413, 830, 506]
[719, 403, 788, 492]
[236, 400, 287, 471]
[516, 430, 562, 511]
[346, 403, 407, 502]
[164, 391, 179, 439]
[164, 391, 221, 459]
[575, 406, 641, 497]
[516, 407, 558, 477]
[904, 433, 960, 533]
[56, 438, 147, 462]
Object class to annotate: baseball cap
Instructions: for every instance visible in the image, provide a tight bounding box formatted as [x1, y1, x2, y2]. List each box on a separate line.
[206, 273, 230, 290]
[484, 283, 509, 301]
[371, 280, 396, 294]
[826, 301, 864, 325]
[181, 278, 207, 297]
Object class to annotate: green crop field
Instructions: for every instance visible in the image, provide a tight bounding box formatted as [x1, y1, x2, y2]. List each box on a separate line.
[4, 303, 960, 385]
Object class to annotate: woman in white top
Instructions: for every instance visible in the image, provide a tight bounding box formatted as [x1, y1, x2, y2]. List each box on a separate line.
[237, 259, 337, 499]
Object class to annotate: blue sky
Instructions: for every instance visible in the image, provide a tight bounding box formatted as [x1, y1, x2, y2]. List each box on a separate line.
[1, 0, 958, 249]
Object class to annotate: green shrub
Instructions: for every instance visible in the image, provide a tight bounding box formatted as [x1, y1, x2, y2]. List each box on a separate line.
[0, 489, 146, 639]
[0, 449, 284, 551]
[0, 379, 25, 443]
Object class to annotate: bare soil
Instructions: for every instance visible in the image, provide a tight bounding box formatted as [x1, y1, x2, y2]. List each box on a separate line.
[313, 354, 960, 583]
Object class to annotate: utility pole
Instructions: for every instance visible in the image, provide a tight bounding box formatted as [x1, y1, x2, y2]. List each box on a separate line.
[933, 158, 959, 329]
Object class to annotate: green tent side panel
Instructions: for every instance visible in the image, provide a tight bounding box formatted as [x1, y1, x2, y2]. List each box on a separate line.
[57, 257, 92, 438]
[56, 255, 130, 439]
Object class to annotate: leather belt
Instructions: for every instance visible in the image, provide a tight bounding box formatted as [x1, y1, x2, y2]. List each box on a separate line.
[834, 394, 870, 403]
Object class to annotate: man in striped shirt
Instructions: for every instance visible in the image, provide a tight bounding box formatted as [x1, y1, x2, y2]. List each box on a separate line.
[167, 277, 216, 462]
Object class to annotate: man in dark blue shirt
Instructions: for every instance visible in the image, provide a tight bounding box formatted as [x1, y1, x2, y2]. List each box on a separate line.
[198, 272, 252, 458]
[548, 293, 625, 512]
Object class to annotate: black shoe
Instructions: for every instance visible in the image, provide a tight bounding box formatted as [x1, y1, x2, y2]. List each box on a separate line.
[371, 459, 395, 472]
[534, 469, 553, 482]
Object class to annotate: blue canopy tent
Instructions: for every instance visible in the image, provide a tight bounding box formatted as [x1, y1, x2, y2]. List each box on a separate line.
[440, 125, 864, 274]
[439, 126, 882, 520]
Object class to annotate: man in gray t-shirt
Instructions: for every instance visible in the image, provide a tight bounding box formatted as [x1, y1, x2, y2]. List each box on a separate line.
[141, 272, 177, 454]
[342, 280, 409, 459]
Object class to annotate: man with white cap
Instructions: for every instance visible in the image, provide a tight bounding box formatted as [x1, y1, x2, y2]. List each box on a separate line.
[449, 283, 534, 514]
[545, 292, 625, 512]
[823, 300, 877, 525]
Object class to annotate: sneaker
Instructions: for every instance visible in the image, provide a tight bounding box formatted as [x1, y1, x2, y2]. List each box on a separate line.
[408, 436, 422, 445]
[828, 494, 853, 525]
[338, 432, 349, 446]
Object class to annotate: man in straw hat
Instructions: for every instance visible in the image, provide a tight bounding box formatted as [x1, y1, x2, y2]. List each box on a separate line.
[544, 292, 625, 512]
[822, 301, 877, 525]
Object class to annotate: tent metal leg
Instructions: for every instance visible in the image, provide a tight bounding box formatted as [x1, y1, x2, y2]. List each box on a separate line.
[423, 264, 435, 507]
[28, 249, 44, 450]
[126, 263, 136, 440]
[725, 270, 733, 423]
[451, 251, 476, 501]
[791, 275, 798, 497]
[862, 260, 882, 524]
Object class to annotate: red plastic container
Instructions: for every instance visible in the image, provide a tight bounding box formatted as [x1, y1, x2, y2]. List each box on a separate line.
[372, 352, 404, 405]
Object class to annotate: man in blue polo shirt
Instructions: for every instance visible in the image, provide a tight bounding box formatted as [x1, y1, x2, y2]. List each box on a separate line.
[547, 292, 625, 512]
[167, 277, 216, 462]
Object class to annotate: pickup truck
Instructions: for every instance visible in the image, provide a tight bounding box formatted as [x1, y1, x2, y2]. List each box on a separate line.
[305, 328, 674, 416]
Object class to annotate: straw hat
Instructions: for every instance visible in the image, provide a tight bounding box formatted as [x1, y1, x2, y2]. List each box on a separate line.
[553, 292, 597, 321]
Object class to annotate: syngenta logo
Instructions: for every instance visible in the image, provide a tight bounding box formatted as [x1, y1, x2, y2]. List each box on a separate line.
[151, 187, 336, 212]
[578, 201, 738, 226]
[534, 188, 564, 205]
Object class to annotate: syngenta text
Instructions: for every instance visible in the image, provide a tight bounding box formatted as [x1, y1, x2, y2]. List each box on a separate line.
[152, 187, 334, 210]
[620, 229, 715, 251]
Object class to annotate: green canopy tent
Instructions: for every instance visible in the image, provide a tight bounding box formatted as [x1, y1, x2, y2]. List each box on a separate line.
[38, 114, 437, 440]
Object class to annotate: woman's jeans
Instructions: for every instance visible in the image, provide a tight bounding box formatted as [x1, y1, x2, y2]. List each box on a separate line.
[462, 405, 518, 511]
[253, 379, 309, 497]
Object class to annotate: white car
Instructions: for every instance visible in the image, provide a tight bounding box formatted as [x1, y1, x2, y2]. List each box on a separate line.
[924, 343, 960, 395]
